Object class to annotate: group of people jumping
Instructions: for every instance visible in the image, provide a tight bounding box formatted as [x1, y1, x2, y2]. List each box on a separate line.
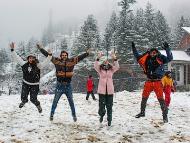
[10, 40, 174, 127]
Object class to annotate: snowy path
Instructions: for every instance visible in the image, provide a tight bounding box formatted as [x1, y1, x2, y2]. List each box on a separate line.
[0, 91, 190, 143]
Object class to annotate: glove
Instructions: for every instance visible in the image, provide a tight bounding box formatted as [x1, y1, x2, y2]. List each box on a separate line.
[162, 42, 169, 50]
[132, 42, 135, 49]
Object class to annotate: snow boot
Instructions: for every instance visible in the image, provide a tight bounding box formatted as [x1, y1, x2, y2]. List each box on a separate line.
[50, 115, 53, 121]
[135, 97, 148, 118]
[158, 99, 168, 123]
[73, 116, 77, 122]
[108, 121, 111, 126]
[99, 116, 103, 123]
[36, 104, 42, 113]
[19, 102, 25, 108]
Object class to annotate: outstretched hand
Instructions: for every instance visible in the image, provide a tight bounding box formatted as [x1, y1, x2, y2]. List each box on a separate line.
[97, 51, 103, 59]
[86, 48, 94, 55]
[162, 42, 169, 50]
[36, 43, 42, 49]
[110, 50, 117, 60]
[10, 42, 15, 49]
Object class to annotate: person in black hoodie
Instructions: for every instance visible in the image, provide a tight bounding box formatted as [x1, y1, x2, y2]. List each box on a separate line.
[10, 42, 52, 113]
[37, 44, 90, 121]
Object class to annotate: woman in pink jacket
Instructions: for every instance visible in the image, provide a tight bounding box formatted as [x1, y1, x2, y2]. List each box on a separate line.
[94, 52, 119, 127]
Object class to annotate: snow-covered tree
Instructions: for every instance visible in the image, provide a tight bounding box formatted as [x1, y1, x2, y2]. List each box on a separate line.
[174, 16, 190, 48]
[75, 14, 101, 54]
[116, 0, 136, 63]
[103, 11, 118, 56]
[154, 10, 171, 49]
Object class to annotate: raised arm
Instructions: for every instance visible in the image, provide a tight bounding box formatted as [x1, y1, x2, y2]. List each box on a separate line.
[37, 55, 52, 69]
[110, 51, 119, 73]
[132, 42, 141, 60]
[10, 42, 25, 66]
[94, 51, 103, 74]
[72, 51, 89, 64]
[161, 42, 173, 64]
[94, 59, 101, 74]
[112, 60, 119, 73]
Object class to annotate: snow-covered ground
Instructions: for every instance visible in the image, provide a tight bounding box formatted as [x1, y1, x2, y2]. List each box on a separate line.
[0, 91, 190, 143]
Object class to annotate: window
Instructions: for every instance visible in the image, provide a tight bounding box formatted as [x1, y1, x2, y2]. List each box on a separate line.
[175, 66, 180, 82]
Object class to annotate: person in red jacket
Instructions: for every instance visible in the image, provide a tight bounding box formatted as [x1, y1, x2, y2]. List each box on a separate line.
[86, 75, 96, 100]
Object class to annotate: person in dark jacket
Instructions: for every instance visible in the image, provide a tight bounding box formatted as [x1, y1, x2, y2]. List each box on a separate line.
[10, 42, 52, 113]
[37, 44, 90, 122]
[86, 75, 96, 101]
[132, 42, 173, 123]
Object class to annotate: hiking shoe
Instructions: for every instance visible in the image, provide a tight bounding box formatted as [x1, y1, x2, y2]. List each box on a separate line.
[19, 102, 25, 108]
[99, 116, 103, 123]
[73, 116, 77, 122]
[163, 114, 168, 123]
[108, 121, 111, 126]
[50, 115, 53, 121]
[36, 105, 42, 113]
[135, 112, 145, 118]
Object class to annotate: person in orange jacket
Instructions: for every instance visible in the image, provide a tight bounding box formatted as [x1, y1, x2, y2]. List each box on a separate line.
[162, 71, 175, 108]
[86, 75, 96, 100]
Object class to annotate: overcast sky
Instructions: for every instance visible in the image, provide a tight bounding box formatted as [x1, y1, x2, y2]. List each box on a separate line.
[0, 0, 190, 49]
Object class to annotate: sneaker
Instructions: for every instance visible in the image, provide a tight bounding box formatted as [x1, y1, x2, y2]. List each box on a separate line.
[135, 112, 145, 118]
[19, 102, 25, 108]
[99, 116, 103, 123]
[73, 116, 77, 122]
[50, 115, 53, 121]
[36, 105, 42, 113]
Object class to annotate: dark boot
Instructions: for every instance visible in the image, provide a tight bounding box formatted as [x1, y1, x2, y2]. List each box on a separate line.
[50, 115, 53, 121]
[99, 116, 103, 123]
[73, 116, 77, 122]
[19, 102, 25, 108]
[158, 99, 168, 123]
[135, 98, 148, 118]
[36, 104, 42, 113]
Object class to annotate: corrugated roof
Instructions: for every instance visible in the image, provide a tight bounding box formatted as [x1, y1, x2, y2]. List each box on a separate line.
[160, 50, 190, 62]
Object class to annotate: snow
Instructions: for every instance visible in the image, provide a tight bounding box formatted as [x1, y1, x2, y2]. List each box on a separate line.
[0, 91, 190, 143]
[182, 27, 190, 35]
[160, 50, 190, 62]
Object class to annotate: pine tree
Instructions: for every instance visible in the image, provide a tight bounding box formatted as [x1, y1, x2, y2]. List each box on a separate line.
[76, 15, 100, 54]
[174, 16, 190, 48]
[117, 0, 136, 63]
[133, 8, 149, 50]
[74, 15, 100, 69]
[103, 11, 118, 56]
[154, 10, 171, 49]
[144, 2, 156, 48]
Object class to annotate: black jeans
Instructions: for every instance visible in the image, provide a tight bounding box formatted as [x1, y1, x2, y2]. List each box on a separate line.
[21, 82, 40, 106]
[86, 91, 96, 100]
[98, 94, 113, 122]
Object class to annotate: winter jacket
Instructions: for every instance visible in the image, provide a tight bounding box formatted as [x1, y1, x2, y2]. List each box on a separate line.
[86, 78, 94, 92]
[39, 48, 89, 83]
[11, 50, 51, 85]
[94, 60, 119, 95]
[162, 75, 174, 87]
[132, 46, 173, 80]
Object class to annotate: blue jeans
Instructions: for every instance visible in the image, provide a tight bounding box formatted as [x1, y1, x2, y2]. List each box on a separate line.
[50, 82, 76, 117]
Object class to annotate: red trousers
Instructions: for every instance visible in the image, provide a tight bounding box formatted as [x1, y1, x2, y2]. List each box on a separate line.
[163, 86, 172, 107]
[142, 81, 164, 99]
